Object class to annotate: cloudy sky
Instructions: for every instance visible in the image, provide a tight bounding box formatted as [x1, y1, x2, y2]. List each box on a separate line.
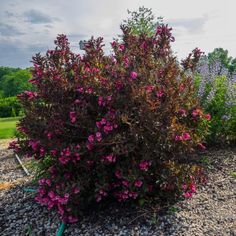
[1, 0, 236, 68]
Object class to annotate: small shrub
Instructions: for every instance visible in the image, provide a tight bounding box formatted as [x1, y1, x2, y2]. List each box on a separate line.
[10, 24, 209, 223]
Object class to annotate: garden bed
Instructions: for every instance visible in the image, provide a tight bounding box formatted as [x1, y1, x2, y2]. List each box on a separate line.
[0, 141, 235, 235]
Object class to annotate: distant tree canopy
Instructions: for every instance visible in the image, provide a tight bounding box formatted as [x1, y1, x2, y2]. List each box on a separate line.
[208, 48, 236, 74]
[0, 67, 33, 98]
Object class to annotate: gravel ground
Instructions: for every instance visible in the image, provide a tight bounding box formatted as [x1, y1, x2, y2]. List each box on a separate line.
[0, 139, 235, 236]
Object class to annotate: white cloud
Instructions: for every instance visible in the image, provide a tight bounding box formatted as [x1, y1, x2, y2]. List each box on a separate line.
[0, 0, 236, 67]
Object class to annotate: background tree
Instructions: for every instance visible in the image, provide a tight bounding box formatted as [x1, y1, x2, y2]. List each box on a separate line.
[208, 48, 236, 74]
[0, 68, 32, 97]
[122, 6, 163, 36]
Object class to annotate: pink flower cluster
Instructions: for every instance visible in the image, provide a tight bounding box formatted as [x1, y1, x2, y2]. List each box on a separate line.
[192, 109, 201, 117]
[175, 132, 191, 141]
[156, 91, 164, 98]
[134, 180, 143, 188]
[179, 109, 187, 117]
[182, 182, 196, 198]
[145, 85, 155, 93]
[36, 177, 81, 223]
[139, 160, 152, 171]
[101, 154, 116, 163]
[130, 71, 138, 79]
[28, 140, 40, 151]
[69, 111, 76, 123]
[96, 189, 108, 202]
[114, 190, 138, 202]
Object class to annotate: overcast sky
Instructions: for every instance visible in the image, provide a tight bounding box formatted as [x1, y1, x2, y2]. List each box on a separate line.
[1, 0, 236, 68]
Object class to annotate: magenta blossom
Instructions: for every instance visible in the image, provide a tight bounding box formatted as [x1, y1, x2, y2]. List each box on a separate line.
[134, 180, 143, 188]
[122, 180, 130, 187]
[139, 160, 152, 171]
[183, 132, 191, 141]
[183, 192, 192, 198]
[96, 132, 102, 142]
[198, 143, 206, 150]
[156, 91, 164, 98]
[130, 71, 138, 79]
[69, 111, 76, 123]
[88, 135, 95, 143]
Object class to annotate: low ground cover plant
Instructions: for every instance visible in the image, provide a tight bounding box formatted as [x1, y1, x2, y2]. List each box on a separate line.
[10, 23, 210, 223]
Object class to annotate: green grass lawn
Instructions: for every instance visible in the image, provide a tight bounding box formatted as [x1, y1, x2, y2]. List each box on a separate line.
[0, 117, 19, 139]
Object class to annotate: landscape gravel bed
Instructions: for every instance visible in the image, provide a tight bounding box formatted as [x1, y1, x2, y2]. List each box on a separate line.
[0, 140, 235, 235]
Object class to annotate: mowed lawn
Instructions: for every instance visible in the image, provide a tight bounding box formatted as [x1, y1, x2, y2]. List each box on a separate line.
[0, 117, 19, 139]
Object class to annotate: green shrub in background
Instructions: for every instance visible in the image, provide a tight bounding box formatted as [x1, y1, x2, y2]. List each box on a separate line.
[196, 57, 236, 144]
[0, 96, 22, 118]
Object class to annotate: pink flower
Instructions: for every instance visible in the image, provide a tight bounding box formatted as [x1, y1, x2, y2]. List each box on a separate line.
[101, 118, 107, 125]
[46, 179, 51, 186]
[69, 111, 76, 123]
[189, 183, 196, 193]
[40, 147, 45, 157]
[182, 132, 191, 141]
[134, 180, 143, 188]
[175, 135, 183, 141]
[98, 96, 105, 106]
[192, 109, 200, 117]
[68, 216, 78, 223]
[107, 95, 112, 101]
[86, 88, 93, 94]
[205, 114, 211, 121]
[119, 44, 125, 51]
[96, 121, 102, 129]
[115, 170, 122, 179]
[38, 178, 46, 185]
[183, 192, 192, 198]
[111, 41, 117, 48]
[198, 143, 206, 150]
[104, 155, 116, 163]
[146, 85, 155, 93]
[129, 191, 138, 199]
[47, 132, 52, 140]
[123, 56, 129, 67]
[88, 135, 95, 143]
[156, 26, 162, 34]
[25, 91, 37, 100]
[76, 87, 84, 93]
[38, 187, 46, 196]
[73, 187, 80, 194]
[104, 124, 113, 134]
[59, 156, 69, 165]
[96, 132, 102, 142]
[61, 147, 70, 156]
[182, 184, 187, 191]
[122, 180, 130, 187]
[74, 99, 81, 104]
[179, 109, 187, 116]
[156, 91, 164, 98]
[74, 152, 80, 160]
[86, 143, 93, 150]
[130, 71, 138, 79]
[139, 160, 152, 171]
[29, 140, 40, 151]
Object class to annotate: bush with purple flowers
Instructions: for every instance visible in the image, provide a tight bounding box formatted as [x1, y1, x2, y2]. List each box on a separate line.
[195, 56, 236, 144]
[10, 24, 210, 223]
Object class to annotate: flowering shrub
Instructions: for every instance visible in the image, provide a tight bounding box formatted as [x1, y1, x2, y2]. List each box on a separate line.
[10, 24, 210, 223]
[195, 57, 236, 144]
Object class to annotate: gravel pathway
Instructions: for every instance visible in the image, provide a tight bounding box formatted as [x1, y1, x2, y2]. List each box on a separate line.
[0, 140, 235, 235]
